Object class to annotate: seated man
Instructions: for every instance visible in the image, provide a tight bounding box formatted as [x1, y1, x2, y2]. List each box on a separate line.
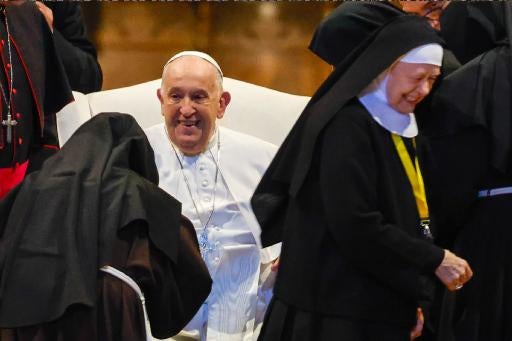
[145, 51, 279, 340]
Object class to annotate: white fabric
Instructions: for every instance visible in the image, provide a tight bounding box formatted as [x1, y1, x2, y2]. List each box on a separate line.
[56, 77, 309, 147]
[358, 93, 418, 137]
[358, 67, 418, 137]
[100, 266, 152, 341]
[478, 186, 512, 198]
[400, 43, 443, 66]
[146, 124, 279, 340]
[56, 91, 91, 146]
[146, 124, 280, 261]
[371, 73, 390, 104]
[165, 51, 223, 78]
[163, 129, 260, 340]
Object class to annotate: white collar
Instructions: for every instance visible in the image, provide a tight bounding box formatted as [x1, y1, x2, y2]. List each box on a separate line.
[358, 92, 418, 138]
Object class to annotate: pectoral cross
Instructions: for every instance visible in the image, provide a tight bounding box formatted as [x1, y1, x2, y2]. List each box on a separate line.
[198, 228, 218, 259]
[2, 113, 17, 143]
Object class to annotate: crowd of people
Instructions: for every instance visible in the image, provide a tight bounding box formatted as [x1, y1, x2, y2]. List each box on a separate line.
[0, 1, 510, 341]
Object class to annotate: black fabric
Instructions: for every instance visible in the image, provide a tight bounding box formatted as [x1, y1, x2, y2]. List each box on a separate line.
[47, 2, 102, 94]
[259, 297, 410, 341]
[256, 100, 444, 333]
[440, 2, 508, 66]
[252, 13, 443, 248]
[432, 2, 512, 173]
[1, 217, 211, 340]
[436, 195, 512, 341]
[0, 113, 212, 330]
[308, 1, 404, 66]
[402, 137, 417, 164]
[251, 8, 445, 338]
[0, 1, 73, 170]
[0, 9, 36, 166]
[416, 127, 489, 341]
[417, 3, 512, 340]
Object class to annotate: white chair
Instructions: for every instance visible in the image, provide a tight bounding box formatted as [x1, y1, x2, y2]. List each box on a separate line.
[57, 77, 310, 147]
[56, 78, 309, 341]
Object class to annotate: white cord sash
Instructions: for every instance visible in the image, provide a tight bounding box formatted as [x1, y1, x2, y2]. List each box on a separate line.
[100, 265, 152, 341]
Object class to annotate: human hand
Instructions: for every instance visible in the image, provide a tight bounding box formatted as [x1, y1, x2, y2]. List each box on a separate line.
[35, 1, 54, 32]
[410, 307, 424, 340]
[435, 249, 473, 291]
[271, 257, 279, 272]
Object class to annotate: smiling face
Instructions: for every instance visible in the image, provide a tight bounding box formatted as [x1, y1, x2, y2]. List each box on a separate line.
[386, 62, 440, 114]
[158, 56, 230, 156]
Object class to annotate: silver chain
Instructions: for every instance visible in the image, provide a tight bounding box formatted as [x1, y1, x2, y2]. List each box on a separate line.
[165, 126, 221, 231]
[0, 8, 13, 122]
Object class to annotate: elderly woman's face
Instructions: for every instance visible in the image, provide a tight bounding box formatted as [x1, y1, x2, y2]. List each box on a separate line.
[386, 62, 440, 114]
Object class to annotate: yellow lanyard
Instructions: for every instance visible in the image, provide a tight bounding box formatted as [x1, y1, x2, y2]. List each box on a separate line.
[391, 134, 429, 219]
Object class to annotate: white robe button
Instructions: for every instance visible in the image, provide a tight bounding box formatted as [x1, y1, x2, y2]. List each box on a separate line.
[201, 179, 209, 187]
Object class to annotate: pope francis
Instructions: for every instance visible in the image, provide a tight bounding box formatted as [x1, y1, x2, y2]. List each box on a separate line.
[145, 51, 279, 341]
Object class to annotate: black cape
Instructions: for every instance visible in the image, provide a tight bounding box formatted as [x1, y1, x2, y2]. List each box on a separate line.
[0, 113, 211, 338]
[431, 2, 512, 173]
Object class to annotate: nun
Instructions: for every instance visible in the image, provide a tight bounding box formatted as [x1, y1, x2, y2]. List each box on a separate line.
[252, 13, 472, 341]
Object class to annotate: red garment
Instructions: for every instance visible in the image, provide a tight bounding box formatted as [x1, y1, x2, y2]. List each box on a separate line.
[0, 161, 27, 198]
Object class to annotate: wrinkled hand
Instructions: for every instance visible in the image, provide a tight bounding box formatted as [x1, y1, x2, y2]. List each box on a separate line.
[35, 1, 54, 32]
[271, 257, 279, 272]
[435, 249, 473, 291]
[410, 307, 424, 340]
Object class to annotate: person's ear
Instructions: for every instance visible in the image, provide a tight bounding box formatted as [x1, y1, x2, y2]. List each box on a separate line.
[157, 88, 164, 104]
[216, 91, 231, 119]
[157, 88, 165, 116]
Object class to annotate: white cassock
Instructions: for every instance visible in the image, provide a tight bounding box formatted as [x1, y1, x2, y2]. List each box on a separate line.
[145, 123, 280, 341]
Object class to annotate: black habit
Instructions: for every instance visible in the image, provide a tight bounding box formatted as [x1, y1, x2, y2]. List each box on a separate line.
[419, 3, 512, 341]
[0, 113, 212, 340]
[252, 11, 445, 341]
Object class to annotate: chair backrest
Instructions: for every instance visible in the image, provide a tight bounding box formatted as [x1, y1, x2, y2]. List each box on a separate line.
[57, 77, 310, 146]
